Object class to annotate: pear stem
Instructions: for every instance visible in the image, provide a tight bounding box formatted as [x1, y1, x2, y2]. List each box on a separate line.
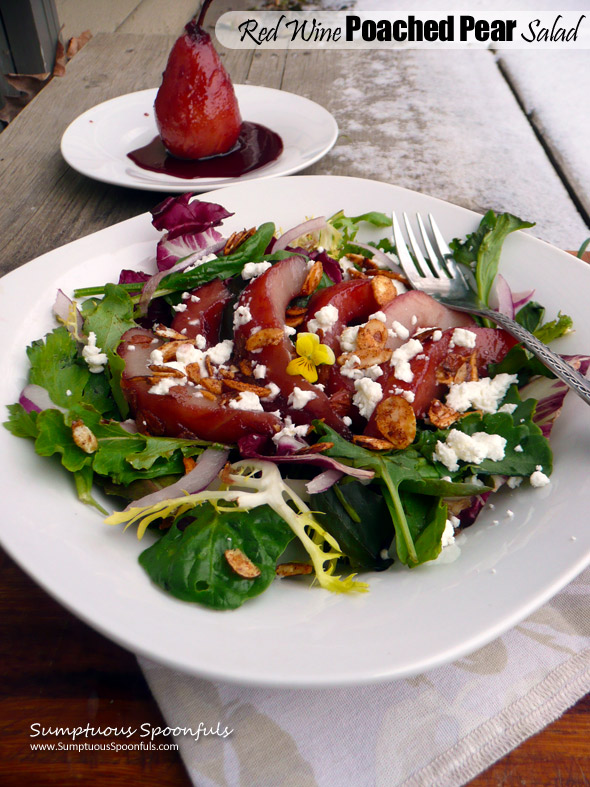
[196, 0, 215, 29]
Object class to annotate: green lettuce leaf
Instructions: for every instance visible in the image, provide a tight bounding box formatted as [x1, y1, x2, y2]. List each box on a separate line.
[138, 502, 294, 610]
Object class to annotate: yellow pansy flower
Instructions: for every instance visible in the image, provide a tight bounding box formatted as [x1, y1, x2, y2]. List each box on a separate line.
[286, 332, 336, 384]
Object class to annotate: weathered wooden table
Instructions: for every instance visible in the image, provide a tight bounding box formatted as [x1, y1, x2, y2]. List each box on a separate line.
[0, 26, 589, 787]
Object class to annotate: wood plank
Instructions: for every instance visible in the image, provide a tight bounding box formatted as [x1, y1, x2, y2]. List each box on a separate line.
[116, 0, 196, 35]
[280, 48, 589, 249]
[0, 33, 176, 276]
[54, 0, 143, 39]
[498, 50, 590, 225]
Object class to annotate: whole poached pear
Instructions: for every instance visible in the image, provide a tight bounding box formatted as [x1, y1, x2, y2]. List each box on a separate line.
[154, 3, 242, 160]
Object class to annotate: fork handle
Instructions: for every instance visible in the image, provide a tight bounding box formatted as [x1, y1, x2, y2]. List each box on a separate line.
[453, 303, 590, 406]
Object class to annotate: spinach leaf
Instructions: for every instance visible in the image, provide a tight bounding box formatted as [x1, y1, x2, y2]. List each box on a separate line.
[312, 480, 394, 570]
[450, 211, 534, 306]
[394, 493, 448, 566]
[516, 301, 545, 333]
[138, 503, 294, 610]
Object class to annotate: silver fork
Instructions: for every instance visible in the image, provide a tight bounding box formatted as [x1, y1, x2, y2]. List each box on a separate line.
[392, 211, 590, 406]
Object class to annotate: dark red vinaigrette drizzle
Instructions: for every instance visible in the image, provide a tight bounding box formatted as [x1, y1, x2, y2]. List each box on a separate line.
[128, 122, 283, 179]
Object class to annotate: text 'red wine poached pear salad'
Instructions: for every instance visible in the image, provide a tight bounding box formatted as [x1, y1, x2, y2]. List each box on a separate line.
[5, 194, 588, 610]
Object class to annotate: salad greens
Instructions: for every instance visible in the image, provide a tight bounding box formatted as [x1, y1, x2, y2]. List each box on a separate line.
[4, 195, 576, 610]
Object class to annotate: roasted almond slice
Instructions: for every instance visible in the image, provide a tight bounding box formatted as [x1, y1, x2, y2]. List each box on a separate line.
[223, 227, 256, 256]
[371, 274, 398, 307]
[285, 314, 305, 328]
[295, 441, 334, 455]
[338, 348, 392, 368]
[219, 366, 237, 379]
[245, 327, 285, 352]
[286, 306, 307, 317]
[71, 420, 98, 454]
[344, 253, 366, 265]
[366, 270, 409, 285]
[428, 399, 464, 429]
[183, 456, 197, 473]
[225, 548, 261, 579]
[276, 562, 313, 577]
[374, 395, 417, 449]
[223, 379, 271, 397]
[185, 363, 202, 384]
[361, 257, 381, 271]
[356, 319, 388, 350]
[239, 359, 253, 377]
[205, 355, 215, 378]
[201, 377, 223, 395]
[299, 260, 323, 296]
[160, 340, 194, 362]
[154, 324, 190, 341]
[352, 434, 394, 451]
[148, 364, 186, 378]
[348, 267, 368, 279]
[199, 390, 218, 401]
[219, 462, 234, 485]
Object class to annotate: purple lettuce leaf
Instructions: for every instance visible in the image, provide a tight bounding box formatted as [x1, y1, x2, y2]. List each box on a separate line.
[156, 227, 223, 271]
[151, 194, 233, 241]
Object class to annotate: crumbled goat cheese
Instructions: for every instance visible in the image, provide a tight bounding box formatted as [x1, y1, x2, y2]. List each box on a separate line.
[265, 382, 280, 401]
[242, 261, 272, 280]
[181, 292, 190, 300]
[228, 391, 263, 412]
[253, 363, 267, 380]
[206, 339, 233, 366]
[339, 256, 358, 279]
[272, 416, 310, 444]
[507, 476, 523, 488]
[390, 320, 410, 341]
[368, 311, 387, 322]
[411, 315, 418, 325]
[194, 334, 207, 350]
[172, 303, 188, 313]
[190, 294, 200, 303]
[65, 389, 72, 396]
[498, 402, 518, 414]
[449, 327, 477, 348]
[433, 429, 507, 472]
[288, 387, 317, 410]
[514, 444, 523, 453]
[127, 344, 135, 351]
[530, 466, 550, 488]
[183, 253, 218, 273]
[391, 338, 423, 382]
[284, 325, 297, 336]
[233, 304, 252, 329]
[340, 355, 364, 380]
[307, 304, 339, 334]
[149, 376, 187, 395]
[339, 325, 360, 353]
[432, 330, 442, 341]
[392, 386, 415, 403]
[446, 373, 518, 414]
[343, 416, 352, 426]
[353, 378, 383, 419]
[441, 514, 460, 547]
[82, 332, 108, 373]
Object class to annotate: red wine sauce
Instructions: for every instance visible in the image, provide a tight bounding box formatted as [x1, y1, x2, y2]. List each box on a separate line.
[128, 122, 283, 179]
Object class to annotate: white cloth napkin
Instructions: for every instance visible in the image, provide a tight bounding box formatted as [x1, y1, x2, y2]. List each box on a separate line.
[139, 565, 590, 787]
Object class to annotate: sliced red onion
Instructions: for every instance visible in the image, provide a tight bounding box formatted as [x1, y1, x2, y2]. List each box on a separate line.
[351, 241, 402, 272]
[490, 274, 515, 319]
[512, 289, 535, 311]
[53, 289, 84, 337]
[137, 239, 226, 315]
[124, 446, 229, 511]
[275, 435, 308, 455]
[274, 217, 327, 252]
[19, 384, 66, 414]
[119, 419, 138, 434]
[305, 468, 344, 495]
[521, 354, 590, 437]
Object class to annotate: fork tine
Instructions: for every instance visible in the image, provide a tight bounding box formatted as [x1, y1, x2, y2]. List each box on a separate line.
[416, 214, 447, 277]
[392, 212, 423, 284]
[402, 212, 431, 276]
[428, 214, 473, 288]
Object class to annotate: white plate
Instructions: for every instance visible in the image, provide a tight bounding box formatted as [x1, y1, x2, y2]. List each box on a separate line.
[60, 86, 338, 192]
[2, 176, 590, 688]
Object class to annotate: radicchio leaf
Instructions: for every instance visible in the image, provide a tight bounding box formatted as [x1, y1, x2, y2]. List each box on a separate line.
[156, 227, 223, 271]
[151, 194, 233, 241]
